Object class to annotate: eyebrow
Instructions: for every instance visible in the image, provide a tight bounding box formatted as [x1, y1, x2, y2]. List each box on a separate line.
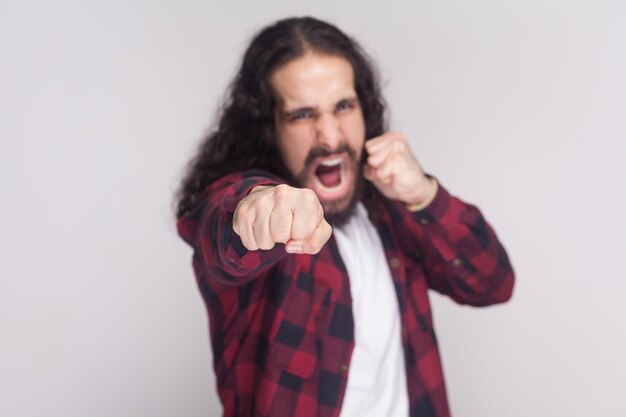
[282, 106, 315, 119]
[281, 96, 359, 119]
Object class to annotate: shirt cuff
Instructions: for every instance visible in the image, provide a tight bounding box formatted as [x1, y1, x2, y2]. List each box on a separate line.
[221, 173, 284, 213]
[409, 181, 452, 225]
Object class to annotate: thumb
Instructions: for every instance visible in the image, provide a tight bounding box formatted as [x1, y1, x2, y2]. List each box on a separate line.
[285, 219, 332, 255]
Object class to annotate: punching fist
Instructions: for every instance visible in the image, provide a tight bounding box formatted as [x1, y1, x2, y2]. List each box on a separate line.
[364, 132, 438, 211]
[233, 184, 332, 254]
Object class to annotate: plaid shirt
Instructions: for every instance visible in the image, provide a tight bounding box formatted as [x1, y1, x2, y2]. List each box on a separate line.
[177, 169, 515, 417]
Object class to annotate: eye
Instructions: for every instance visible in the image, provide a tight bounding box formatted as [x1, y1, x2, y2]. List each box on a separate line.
[288, 110, 313, 122]
[335, 100, 354, 113]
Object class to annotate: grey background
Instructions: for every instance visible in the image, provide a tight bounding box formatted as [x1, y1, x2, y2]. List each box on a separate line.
[1, 0, 625, 416]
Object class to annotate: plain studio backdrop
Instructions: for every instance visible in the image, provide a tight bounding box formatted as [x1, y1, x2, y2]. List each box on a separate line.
[1, 0, 625, 416]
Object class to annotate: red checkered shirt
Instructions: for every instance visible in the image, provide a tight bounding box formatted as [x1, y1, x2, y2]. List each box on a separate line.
[177, 169, 515, 417]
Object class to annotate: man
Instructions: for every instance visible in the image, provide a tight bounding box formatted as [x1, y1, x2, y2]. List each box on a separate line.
[176, 16, 514, 417]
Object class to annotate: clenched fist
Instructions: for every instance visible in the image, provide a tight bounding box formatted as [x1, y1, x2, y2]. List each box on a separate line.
[364, 132, 438, 211]
[233, 184, 332, 254]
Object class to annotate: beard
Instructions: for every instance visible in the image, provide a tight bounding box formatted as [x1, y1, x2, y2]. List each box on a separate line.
[292, 143, 363, 227]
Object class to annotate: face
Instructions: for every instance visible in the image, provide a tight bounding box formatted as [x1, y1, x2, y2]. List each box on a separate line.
[271, 53, 366, 224]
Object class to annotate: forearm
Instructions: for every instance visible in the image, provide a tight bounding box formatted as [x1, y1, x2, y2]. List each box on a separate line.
[178, 170, 287, 284]
[390, 183, 515, 306]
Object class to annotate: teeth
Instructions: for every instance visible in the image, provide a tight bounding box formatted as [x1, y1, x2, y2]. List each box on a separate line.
[320, 157, 342, 167]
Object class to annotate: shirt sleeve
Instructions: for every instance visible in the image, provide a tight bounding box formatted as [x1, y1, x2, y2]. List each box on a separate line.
[387, 182, 515, 306]
[177, 170, 288, 285]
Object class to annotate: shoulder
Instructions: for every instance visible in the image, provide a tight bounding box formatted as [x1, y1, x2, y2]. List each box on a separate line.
[206, 169, 286, 195]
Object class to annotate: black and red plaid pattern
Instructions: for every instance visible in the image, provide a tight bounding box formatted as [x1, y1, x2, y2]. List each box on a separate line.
[178, 169, 515, 417]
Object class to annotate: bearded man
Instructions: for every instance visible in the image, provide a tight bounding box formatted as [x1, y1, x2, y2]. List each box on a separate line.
[176, 16, 514, 417]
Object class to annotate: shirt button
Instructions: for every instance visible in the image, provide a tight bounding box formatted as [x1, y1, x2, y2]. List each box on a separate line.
[389, 257, 400, 268]
[419, 218, 429, 225]
[340, 363, 349, 372]
[452, 258, 463, 267]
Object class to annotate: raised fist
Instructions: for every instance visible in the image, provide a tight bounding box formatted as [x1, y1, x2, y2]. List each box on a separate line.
[364, 131, 437, 210]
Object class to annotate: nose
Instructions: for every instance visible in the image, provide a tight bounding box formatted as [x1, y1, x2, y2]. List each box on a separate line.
[315, 113, 342, 150]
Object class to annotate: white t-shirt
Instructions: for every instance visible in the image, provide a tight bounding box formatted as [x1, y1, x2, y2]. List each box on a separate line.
[333, 203, 409, 417]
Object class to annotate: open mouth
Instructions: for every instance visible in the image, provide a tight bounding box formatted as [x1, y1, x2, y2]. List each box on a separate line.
[315, 156, 343, 188]
[309, 153, 352, 201]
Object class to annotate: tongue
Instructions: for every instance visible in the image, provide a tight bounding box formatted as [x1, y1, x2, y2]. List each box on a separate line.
[316, 165, 341, 187]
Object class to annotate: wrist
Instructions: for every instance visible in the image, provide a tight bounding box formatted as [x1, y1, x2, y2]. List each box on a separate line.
[405, 177, 438, 212]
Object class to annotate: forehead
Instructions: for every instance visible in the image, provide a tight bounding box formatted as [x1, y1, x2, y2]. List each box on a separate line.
[270, 53, 356, 108]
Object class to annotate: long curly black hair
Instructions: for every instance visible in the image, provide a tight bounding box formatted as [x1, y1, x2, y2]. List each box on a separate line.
[176, 16, 387, 219]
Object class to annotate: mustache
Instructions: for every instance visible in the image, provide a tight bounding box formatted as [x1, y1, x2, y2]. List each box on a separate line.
[304, 143, 357, 167]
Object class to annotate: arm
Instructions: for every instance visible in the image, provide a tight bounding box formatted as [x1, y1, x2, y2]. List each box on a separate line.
[177, 169, 332, 285]
[177, 170, 286, 284]
[364, 132, 515, 306]
[388, 182, 515, 306]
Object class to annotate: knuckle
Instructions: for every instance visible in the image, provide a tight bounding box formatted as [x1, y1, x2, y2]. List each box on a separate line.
[234, 203, 248, 218]
[273, 184, 291, 200]
[234, 208, 251, 227]
[393, 131, 405, 141]
[250, 197, 266, 212]
[273, 233, 289, 244]
[301, 188, 317, 203]
[253, 230, 272, 249]
[241, 237, 258, 251]
[258, 240, 276, 251]
[308, 240, 319, 254]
